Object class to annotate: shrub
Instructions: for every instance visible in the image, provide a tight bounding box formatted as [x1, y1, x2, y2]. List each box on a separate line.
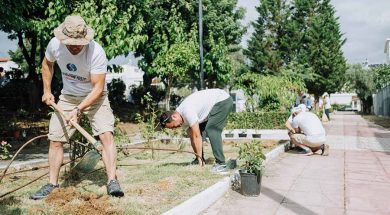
[226, 112, 290, 129]
[238, 140, 265, 174]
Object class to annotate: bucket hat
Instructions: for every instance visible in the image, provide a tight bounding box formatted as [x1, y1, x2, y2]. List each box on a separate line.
[54, 15, 94, 45]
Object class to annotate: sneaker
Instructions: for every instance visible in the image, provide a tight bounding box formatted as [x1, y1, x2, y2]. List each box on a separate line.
[211, 164, 229, 174]
[321, 144, 330, 156]
[107, 180, 124, 197]
[30, 183, 59, 200]
[190, 157, 205, 165]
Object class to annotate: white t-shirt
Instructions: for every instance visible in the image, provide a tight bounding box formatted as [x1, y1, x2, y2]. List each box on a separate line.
[45, 38, 108, 96]
[292, 112, 326, 143]
[176, 89, 230, 127]
[324, 97, 331, 109]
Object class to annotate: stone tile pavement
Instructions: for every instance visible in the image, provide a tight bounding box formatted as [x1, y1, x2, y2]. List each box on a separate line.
[203, 112, 390, 215]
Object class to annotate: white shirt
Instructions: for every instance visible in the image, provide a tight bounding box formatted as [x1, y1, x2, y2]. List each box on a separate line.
[292, 112, 326, 143]
[176, 89, 230, 127]
[324, 97, 331, 109]
[45, 38, 108, 96]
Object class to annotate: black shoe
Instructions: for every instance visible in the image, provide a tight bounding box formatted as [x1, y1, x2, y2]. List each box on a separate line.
[190, 157, 205, 165]
[107, 180, 124, 197]
[30, 183, 59, 200]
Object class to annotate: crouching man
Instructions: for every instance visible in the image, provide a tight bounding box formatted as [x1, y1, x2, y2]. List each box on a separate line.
[159, 89, 233, 173]
[289, 107, 329, 156]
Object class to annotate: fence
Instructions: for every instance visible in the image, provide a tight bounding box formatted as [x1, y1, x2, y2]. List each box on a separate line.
[373, 85, 390, 117]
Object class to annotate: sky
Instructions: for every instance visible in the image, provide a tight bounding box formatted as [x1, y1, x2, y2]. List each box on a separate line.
[1, 0, 390, 65]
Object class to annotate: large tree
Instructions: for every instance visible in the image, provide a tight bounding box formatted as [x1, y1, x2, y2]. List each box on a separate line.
[0, 0, 50, 110]
[344, 64, 375, 113]
[1, 0, 148, 109]
[292, 0, 347, 97]
[244, 0, 292, 75]
[136, 0, 246, 89]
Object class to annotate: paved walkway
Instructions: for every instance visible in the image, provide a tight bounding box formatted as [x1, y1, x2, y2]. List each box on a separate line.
[204, 112, 390, 215]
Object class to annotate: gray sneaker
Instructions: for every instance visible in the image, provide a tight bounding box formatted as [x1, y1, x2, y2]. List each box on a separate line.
[30, 183, 59, 200]
[211, 164, 229, 174]
[107, 180, 124, 197]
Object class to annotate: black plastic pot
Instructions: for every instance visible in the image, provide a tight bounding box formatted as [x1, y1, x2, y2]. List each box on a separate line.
[239, 170, 262, 196]
[238, 133, 247, 138]
[225, 133, 234, 138]
[252, 134, 261, 138]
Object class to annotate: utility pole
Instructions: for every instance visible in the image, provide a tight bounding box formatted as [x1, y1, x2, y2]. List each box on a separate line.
[198, 0, 205, 90]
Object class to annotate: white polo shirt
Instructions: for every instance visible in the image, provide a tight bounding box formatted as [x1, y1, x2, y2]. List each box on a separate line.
[45, 38, 108, 96]
[176, 89, 230, 127]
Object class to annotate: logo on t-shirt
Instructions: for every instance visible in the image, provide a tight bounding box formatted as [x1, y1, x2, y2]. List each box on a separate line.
[66, 63, 77, 72]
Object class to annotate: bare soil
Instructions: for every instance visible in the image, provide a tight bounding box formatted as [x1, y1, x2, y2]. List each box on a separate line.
[45, 187, 115, 215]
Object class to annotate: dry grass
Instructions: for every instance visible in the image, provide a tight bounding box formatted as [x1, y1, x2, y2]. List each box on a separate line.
[362, 115, 390, 128]
[0, 139, 285, 214]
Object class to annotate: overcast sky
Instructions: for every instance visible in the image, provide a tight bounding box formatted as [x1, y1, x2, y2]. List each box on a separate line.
[1, 0, 390, 65]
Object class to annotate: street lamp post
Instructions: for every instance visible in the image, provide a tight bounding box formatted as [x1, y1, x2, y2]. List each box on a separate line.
[198, 0, 204, 90]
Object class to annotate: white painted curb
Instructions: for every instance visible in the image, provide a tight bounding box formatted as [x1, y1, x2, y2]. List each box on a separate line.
[164, 141, 290, 215]
[163, 177, 230, 215]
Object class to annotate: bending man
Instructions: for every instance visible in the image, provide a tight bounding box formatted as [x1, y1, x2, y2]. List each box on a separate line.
[159, 89, 233, 173]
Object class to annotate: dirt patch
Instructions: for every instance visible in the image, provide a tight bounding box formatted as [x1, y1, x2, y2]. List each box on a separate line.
[116, 122, 140, 136]
[45, 187, 115, 215]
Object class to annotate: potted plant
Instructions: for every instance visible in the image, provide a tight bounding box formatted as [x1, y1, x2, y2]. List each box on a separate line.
[238, 140, 265, 196]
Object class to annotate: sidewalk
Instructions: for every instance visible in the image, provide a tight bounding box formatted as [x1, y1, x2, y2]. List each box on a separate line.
[204, 112, 390, 215]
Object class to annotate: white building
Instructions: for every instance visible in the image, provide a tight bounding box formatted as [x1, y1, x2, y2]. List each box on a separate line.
[330, 93, 361, 111]
[0, 58, 19, 71]
[384, 38, 390, 64]
[106, 64, 144, 101]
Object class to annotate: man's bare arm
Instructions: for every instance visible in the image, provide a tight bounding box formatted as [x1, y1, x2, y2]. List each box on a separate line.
[77, 73, 105, 111]
[41, 57, 55, 105]
[188, 123, 204, 166]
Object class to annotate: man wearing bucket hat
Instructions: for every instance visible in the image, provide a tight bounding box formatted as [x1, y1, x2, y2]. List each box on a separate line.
[289, 106, 329, 156]
[31, 15, 124, 199]
[159, 89, 233, 173]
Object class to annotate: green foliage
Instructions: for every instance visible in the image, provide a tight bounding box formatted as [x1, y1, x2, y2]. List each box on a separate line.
[39, 0, 148, 59]
[135, 93, 159, 159]
[226, 112, 290, 129]
[129, 85, 165, 107]
[0, 141, 12, 160]
[372, 65, 390, 90]
[344, 64, 375, 113]
[245, 0, 346, 97]
[107, 78, 126, 106]
[236, 72, 306, 111]
[293, 0, 347, 96]
[244, 0, 292, 75]
[238, 141, 266, 174]
[136, 0, 246, 88]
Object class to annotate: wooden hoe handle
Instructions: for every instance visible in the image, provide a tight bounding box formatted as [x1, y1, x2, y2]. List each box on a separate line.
[49, 101, 98, 145]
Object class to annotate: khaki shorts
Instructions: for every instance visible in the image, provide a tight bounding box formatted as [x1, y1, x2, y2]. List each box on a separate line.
[290, 133, 324, 148]
[48, 94, 115, 142]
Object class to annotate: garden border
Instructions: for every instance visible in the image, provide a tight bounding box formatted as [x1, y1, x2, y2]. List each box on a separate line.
[163, 140, 290, 215]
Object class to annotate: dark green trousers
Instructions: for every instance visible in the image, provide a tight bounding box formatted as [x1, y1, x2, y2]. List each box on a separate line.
[200, 97, 233, 164]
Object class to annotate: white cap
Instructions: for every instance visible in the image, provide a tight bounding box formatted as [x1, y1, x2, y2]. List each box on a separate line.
[298, 104, 307, 112]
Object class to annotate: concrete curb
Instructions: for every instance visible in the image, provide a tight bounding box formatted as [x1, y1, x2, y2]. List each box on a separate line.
[163, 177, 231, 215]
[164, 141, 290, 215]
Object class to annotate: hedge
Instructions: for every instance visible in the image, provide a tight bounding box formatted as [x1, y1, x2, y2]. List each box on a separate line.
[226, 112, 290, 129]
